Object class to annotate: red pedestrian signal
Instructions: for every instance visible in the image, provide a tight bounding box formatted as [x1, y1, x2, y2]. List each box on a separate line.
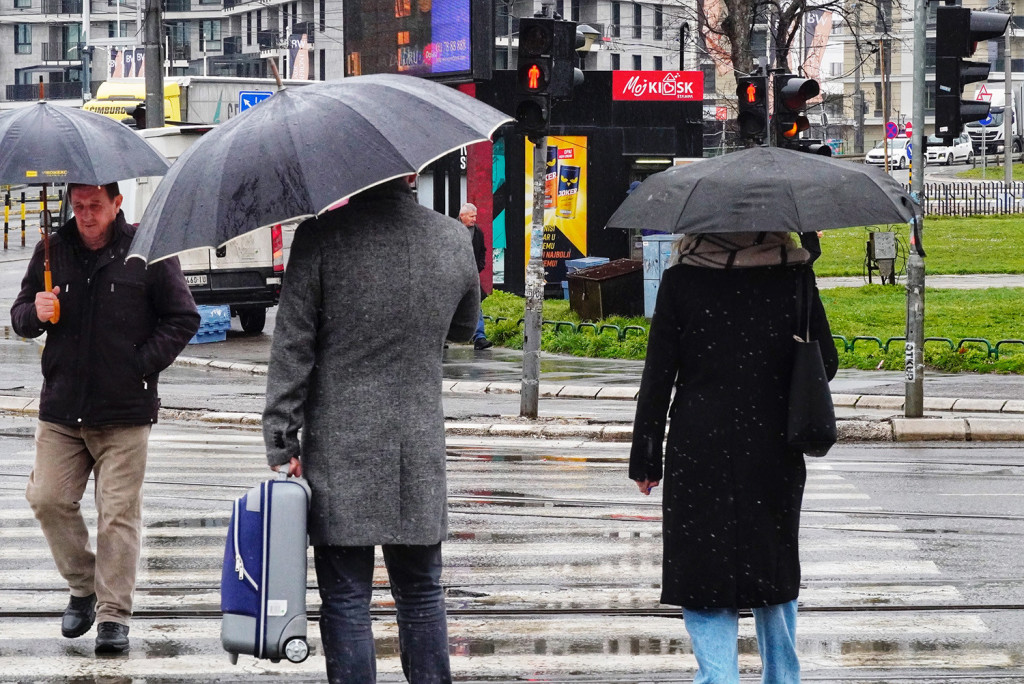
[735, 76, 768, 141]
[746, 82, 757, 104]
[515, 17, 556, 139]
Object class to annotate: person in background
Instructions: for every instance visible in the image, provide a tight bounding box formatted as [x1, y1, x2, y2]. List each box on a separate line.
[458, 202, 493, 350]
[10, 182, 199, 655]
[630, 231, 838, 684]
[263, 178, 480, 683]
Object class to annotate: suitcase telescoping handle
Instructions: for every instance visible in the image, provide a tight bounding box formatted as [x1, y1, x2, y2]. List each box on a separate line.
[275, 462, 293, 479]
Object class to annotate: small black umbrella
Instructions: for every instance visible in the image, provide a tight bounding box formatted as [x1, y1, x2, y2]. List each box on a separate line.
[606, 146, 917, 234]
[0, 100, 170, 324]
[129, 74, 513, 263]
[0, 100, 170, 186]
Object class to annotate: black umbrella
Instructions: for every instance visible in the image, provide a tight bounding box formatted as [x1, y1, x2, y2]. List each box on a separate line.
[0, 100, 170, 186]
[129, 74, 513, 263]
[606, 146, 917, 234]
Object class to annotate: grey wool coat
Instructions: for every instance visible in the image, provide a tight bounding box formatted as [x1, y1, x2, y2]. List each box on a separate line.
[262, 180, 481, 547]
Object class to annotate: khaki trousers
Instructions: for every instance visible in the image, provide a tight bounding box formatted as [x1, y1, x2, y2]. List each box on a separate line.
[25, 420, 151, 626]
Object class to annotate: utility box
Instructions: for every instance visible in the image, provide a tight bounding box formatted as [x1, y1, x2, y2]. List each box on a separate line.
[641, 234, 678, 318]
[568, 259, 644, 321]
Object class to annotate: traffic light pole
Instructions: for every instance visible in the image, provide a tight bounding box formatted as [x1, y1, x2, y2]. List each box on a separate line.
[905, 0, 927, 417]
[520, 136, 547, 418]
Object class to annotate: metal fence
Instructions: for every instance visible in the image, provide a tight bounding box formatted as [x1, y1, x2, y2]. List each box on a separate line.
[903, 181, 1024, 217]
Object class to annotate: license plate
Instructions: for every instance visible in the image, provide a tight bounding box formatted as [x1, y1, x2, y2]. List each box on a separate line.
[185, 274, 208, 286]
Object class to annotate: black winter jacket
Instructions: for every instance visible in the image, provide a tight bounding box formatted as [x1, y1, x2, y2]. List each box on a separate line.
[10, 212, 200, 427]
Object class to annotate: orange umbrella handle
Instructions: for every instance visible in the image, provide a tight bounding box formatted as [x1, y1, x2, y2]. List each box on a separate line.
[43, 269, 59, 324]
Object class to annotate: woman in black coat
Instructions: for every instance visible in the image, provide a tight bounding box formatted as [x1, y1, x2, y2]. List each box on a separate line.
[630, 231, 838, 684]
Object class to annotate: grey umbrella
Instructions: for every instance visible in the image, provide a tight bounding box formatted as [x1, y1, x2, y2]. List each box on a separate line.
[606, 146, 918, 234]
[0, 101, 170, 186]
[129, 74, 513, 263]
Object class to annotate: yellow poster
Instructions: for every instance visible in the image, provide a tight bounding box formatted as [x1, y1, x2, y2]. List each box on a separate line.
[525, 136, 588, 283]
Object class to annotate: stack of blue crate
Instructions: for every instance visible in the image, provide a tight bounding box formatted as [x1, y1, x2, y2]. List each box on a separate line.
[188, 305, 231, 344]
[563, 257, 610, 299]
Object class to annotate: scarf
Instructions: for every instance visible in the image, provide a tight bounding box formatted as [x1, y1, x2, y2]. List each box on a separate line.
[673, 232, 811, 269]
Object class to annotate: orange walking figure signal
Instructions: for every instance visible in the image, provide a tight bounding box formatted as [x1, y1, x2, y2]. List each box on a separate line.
[527, 64, 541, 90]
[746, 82, 757, 103]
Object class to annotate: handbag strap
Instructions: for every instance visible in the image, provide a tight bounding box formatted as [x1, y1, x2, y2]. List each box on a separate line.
[795, 267, 814, 342]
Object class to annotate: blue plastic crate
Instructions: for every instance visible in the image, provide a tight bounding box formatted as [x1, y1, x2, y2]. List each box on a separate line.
[196, 305, 231, 333]
[188, 328, 227, 345]
[565, 256, 609, 274]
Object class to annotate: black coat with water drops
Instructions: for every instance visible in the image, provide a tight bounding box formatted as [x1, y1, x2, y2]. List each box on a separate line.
[630, 263, 838, 609]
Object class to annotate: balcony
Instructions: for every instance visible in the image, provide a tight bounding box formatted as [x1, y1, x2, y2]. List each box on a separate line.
[257, 29, 280, 50]
[41, 0, 81, 13]
[170, 43, 191, 62]
[42, 41, 82, 61]
[291, 21, 314, 42]
[6, 81, 84, 101]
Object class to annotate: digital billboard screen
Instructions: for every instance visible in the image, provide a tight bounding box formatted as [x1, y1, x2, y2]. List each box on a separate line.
[344, 0, 490, 81]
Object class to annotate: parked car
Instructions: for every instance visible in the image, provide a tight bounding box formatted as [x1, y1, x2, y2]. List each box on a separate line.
[925, 133, 974, 166]
[864, 138, 912, 169]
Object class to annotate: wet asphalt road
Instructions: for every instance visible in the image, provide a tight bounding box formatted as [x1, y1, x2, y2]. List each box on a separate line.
[0, 415, 1023, 681]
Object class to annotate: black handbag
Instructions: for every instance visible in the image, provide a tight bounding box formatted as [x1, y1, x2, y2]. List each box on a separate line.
[787, 270, 837, 457]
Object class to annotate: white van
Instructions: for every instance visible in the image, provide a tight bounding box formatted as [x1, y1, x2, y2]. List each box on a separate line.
[65, 125, 283, 333]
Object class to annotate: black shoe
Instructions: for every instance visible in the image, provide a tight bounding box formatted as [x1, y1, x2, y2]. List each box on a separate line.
[61, 593, 96, 638]
[94, 622, 130, 654]
[474, 337, 493, 350]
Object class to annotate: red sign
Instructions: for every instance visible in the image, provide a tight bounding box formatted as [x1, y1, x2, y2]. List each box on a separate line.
[557, 148, 575, 160]
[612, 71, 704, 101]
[715, 107, 728, 121]
[904, 121, 913, 138]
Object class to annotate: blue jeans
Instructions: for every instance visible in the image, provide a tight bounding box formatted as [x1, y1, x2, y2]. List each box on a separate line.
[314, 543, 451, 684]
[474, 312, 486, 341]
[682, 599, 799, 684]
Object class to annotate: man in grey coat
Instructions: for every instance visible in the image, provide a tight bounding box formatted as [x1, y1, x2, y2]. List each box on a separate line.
[263, 178, 480, 683]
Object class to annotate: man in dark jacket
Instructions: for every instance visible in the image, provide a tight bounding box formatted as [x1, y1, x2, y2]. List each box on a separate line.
[10, 182, 199, 655]
[459, 202, 493, 350]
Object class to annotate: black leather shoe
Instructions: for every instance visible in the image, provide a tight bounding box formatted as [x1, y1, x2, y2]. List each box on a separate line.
[474, 337, 493, 350]
[61, 593, 96, 638]
[94, 622, 130, 654]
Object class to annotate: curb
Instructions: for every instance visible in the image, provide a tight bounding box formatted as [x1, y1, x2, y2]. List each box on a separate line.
[4, 400, 1021, 442]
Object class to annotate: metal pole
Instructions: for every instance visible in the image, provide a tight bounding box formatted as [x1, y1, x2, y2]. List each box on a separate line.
[905, 0, 927, 418]
[1005, 22, 1014, 187]
[144, 0, 164, 128]
[520, 136, 547, 419]
[881, 38, 890, 172]
[506, 0, 513, 68]
[81, 0, 91, 102]
[853, 3, 864, 154]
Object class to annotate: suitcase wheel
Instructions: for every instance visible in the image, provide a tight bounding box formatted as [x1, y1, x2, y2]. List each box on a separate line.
[284, 637, 310, 664]
[228, 652, 238, 665]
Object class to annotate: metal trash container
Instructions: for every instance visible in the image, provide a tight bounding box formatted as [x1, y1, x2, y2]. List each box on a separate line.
[641, 234, 677, 318]
[567, 258, 643, 321]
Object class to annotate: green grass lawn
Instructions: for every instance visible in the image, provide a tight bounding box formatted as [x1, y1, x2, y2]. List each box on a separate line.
[813, 216, 1024, 276]
[956, 163, 1024, 181]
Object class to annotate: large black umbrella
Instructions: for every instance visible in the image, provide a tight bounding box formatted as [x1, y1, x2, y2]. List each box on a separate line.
[129, 74, 513, 263]
[0, 100, 170, 185]
[606, 146, 917, 234]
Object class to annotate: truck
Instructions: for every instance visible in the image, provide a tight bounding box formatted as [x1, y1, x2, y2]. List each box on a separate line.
[964, 85, 1024, 160]
[60, 126, 284, 333]
[83, 76, 313, 125]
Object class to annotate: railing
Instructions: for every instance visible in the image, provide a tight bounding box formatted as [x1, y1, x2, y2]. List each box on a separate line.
[41, 0, 81, 12]
[6, 81, 84, 101]
[904, 181, 1024, 217]
[41, 41, 81, 61]
[171, 43, 191, 61]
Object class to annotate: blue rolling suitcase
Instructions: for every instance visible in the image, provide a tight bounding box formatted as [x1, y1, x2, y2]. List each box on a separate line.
[221, 471, 311, 664]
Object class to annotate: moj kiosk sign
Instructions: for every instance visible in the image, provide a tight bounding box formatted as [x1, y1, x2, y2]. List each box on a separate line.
[612, 71, 704, 101]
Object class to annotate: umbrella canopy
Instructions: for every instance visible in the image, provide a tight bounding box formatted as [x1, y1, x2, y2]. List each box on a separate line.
[129, 73, 513, 263]
[606, 146, 917, 234]
[0, 101, 170, 186]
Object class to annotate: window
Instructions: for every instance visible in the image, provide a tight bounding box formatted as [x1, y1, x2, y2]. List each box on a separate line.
[570, 0, 579, 22]
[611, 52, 620, 70]
[632, 54, 641, 69]
[247, 12, 252, 46]
[14, 24, 31, 54]
[555, 0, 564, 18]
[654, 55, 662, 70]
[14, 0, 30, 8]
[701, 63, 716, 95]
[829, 62, 842, 77]
[200, 19, 222, 51]
[875, 0, 892, 31]
[257, 9, 263, 33]
[632, 3, 642, 39]
[612, 2, 620, 38]
[108, 21, 128, 38]
[654, 6, 663, 40]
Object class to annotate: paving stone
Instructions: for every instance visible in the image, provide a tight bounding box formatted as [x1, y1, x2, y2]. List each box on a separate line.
[968, 418, 1024, 441]
[951, 398, 1007, 413]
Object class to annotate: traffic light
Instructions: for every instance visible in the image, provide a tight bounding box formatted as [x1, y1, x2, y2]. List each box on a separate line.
[774, 74, 819, 148]
[550, 19, 585, 99]
[515, 17, 555, 138]
[789, 139, 833, 156]
[934, 5, 1010, 142]
[735, 75, 768, 141]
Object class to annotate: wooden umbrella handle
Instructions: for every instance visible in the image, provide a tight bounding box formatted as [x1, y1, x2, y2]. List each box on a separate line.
[43, 269, 59, 324]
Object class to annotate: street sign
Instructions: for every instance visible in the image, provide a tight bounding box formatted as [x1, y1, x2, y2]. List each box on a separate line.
[239, 91, 273, 112]
[905, 121, 913, 138]
[715, 106, 728, 121]
[980, 115, 994, 125]
[612, 71, 704, 101]
[906, 142, 913, 162]
[977, 84, 994, 102]
[886, 121, 899, 139]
